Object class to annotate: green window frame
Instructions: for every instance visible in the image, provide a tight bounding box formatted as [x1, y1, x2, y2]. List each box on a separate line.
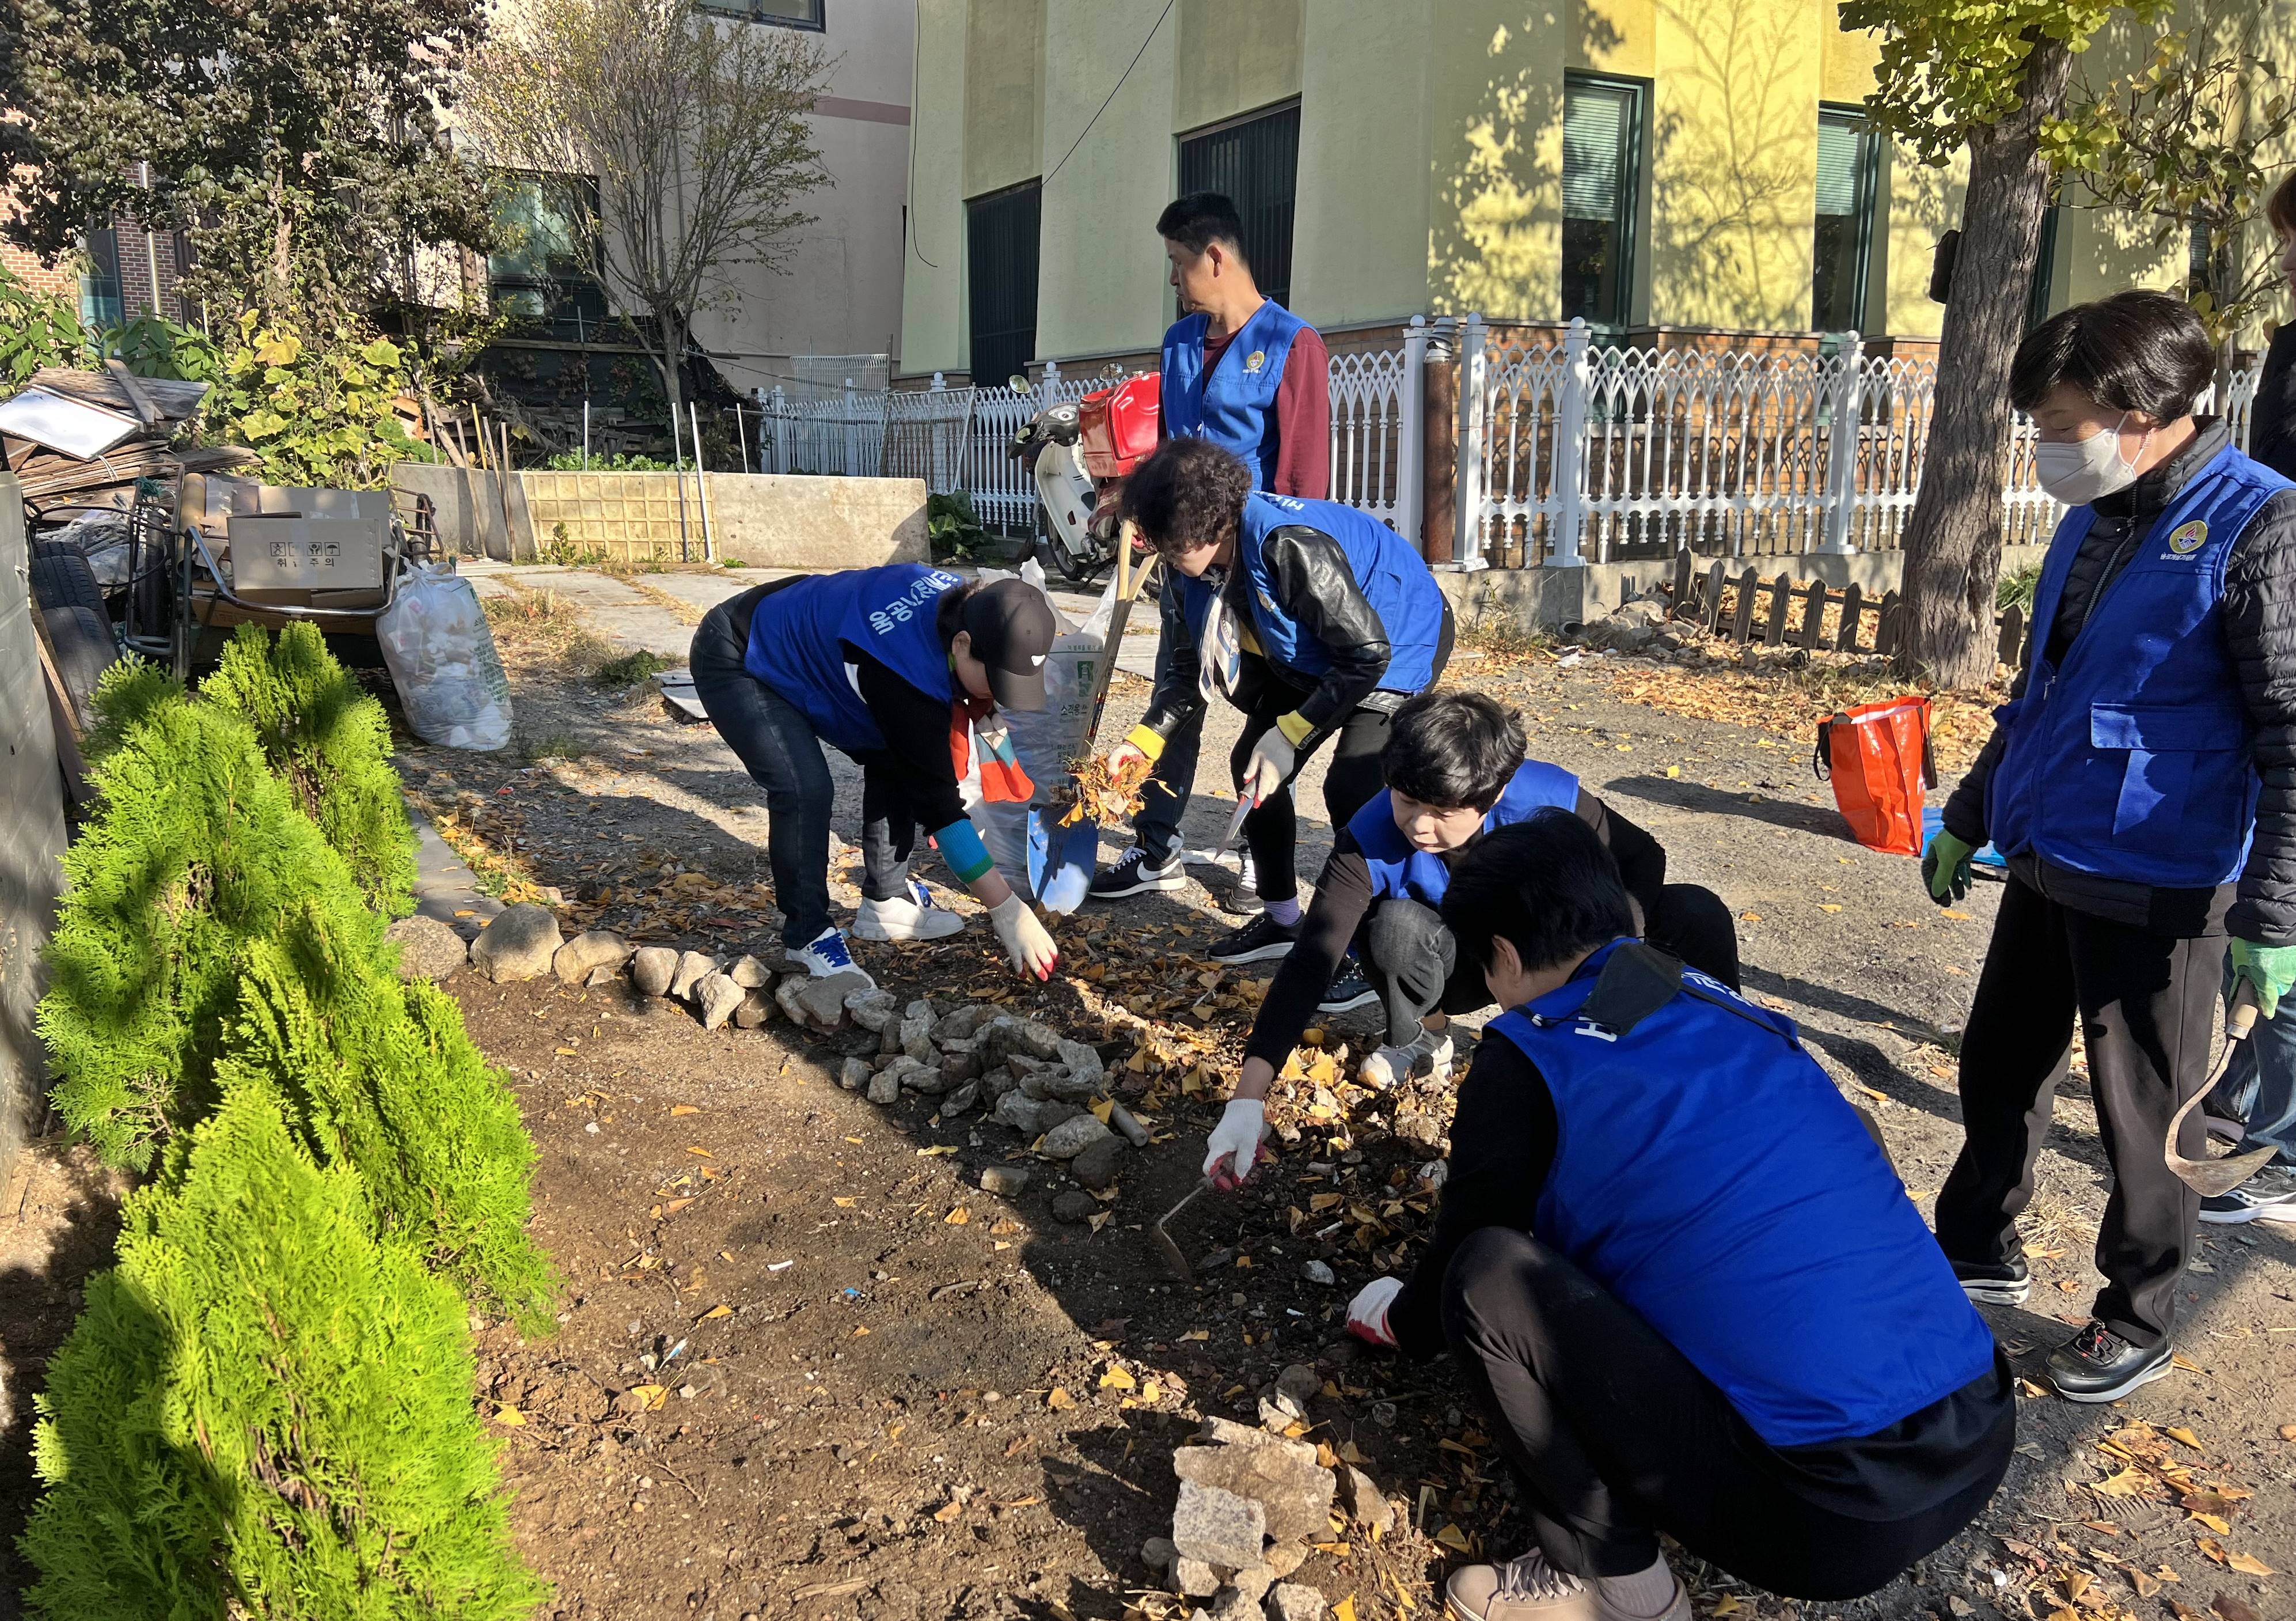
[1561, 74, 1645, 332]
[1812, 105, 1880, 333]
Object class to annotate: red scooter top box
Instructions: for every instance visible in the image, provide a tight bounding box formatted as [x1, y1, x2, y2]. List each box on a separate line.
[1077, 373, 1160, 479]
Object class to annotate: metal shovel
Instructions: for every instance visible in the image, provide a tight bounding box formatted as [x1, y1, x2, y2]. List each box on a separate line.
[1149, 1178, 1210, 1281]
[2165, 982, 2278, 1196]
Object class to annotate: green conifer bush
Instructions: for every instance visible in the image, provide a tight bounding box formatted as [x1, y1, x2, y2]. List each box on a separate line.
[206, 622, 419, 916]
[79, 656, 182, 763]
[225, 897, 555, 1329]
[39, 688, 367, 1168]
[21, 1088, 548, 1620]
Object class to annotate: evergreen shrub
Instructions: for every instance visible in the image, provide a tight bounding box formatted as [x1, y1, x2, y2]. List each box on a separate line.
[206, 622, 419, 916]
[21, 1088, 548, 1620]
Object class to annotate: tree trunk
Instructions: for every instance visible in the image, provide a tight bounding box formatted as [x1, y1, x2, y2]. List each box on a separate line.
[656, 309, 686, 463]
[1893, 32, 2075, 689]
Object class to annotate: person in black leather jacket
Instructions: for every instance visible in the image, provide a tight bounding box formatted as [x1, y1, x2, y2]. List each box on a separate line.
[1104, 438, 1453, 966]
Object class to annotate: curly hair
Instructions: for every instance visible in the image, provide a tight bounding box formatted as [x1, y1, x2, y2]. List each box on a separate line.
[1117, 438, 1254, 562]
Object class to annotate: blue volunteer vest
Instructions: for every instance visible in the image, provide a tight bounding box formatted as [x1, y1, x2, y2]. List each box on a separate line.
[741, 565, 962, 753]
[1161, 300, 1310, 488]
[1179, 492, 1448, 697]
[1348, 760, 1581, 906]
[1986, 444, 2291, 889]
[1489, 941, 1998, 1448]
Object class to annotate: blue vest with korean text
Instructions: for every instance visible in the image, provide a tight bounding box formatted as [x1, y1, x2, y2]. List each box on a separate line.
[1348, 760, 1582, 907]
[1488, 942, 1998, 1448]
[1984, 444, 2290, 889]
[742, 565, 961, 754]
[1178, 492, 1447, 698]
[1161, 300, 1310, 488]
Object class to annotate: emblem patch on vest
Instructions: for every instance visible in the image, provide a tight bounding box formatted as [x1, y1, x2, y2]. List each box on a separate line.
[2166, 519, 2208, 556]
[1245, 349, 1266, 372]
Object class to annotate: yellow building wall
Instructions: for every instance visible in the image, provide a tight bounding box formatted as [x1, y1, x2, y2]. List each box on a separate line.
[1292, 0, 1437, 324]
[1425, 1, 1569, 320]
[901, 0, 971, 375]
[1034, 3, 1178, 361]
[1175, 0, 1304, 134]
[962, 0, 1045, 199]
[1647, 0, 1824, 329]
[1877, 142, 1964, 340]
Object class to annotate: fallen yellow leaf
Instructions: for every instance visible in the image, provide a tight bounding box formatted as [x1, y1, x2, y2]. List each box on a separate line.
[853, 1325, 870, 1337]
[1333, 1599, 1357, 1621]
[698, 1304, 732, 1320]
[555, 1046, 579, 1056]
[2227, 1550, 2276, 1577]
[671, 1104, 701, 1116]
[917, 1145, 957, 1157]
[945, 1206, 971, 1225]
[686, 1146, 713, 1158]
[1819, 903, 1842, 914]
[1435, 1524, 1471, 1552]
[1045, 1387, 1074, 1410]
[833, 1196, 856, 1208]
[631, 1384, 667, 1411]
[1099, 1366, 1136, 1391]
[932, 1499, 963, 1523]
[493, 1404, 526, 1426]
[2165, 1425, 2202, 1449]
[2188, 1511, 2230, 1535]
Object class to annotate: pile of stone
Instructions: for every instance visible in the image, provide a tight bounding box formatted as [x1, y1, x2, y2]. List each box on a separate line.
[1143, 1367, 1397, 1621]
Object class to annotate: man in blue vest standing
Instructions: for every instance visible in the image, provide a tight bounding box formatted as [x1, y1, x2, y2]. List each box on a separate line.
[1088, 192, 1333, 927]
[1342, 815, 2012, 1618]
[1925, 291, 2296, 1402]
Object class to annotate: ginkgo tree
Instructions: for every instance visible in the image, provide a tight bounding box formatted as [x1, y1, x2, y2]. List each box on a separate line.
[1842, 0, 2168, 687]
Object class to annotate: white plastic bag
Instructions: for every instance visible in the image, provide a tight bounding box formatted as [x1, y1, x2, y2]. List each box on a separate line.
[376, 563, 515, 750]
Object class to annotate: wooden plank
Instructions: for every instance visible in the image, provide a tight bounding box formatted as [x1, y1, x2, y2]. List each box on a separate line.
[1875, 589, 1902, 656]
[1796, 579, 1828, 649]
[1729, 568, 1759, 643]
[1835, 582, 1864, 652]
[1995, 604, 2025, 669]
[1762, 574, 1792, 645]
[1701, 560, 1726, 632]
[1669, 550, 1694, 620]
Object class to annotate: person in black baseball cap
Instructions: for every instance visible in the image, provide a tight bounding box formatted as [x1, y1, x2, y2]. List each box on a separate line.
[689, 564, 1062, 987]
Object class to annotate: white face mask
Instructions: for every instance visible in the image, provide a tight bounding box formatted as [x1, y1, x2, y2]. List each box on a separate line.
[2033, 414, 2150, 506]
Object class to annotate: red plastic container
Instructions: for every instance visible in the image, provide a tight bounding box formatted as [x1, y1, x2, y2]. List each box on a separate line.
[1813, 696, 1936, 857]
[1078, 372, 1161, 478]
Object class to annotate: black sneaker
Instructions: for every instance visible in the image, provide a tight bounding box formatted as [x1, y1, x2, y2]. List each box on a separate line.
[1088, 846, 1185, 900]
[1319, 964, 1379, 1013]
[2199, 1162, 2296, 1225]
[1208, 912, 1301, 964]
[1951, 1257, 2031, 1305]
[2044, 1321, 2173, 1403]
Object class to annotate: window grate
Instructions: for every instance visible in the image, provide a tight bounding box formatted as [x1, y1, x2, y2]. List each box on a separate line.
[967, 181, 1042, 387]
[1561, 75, 1645, 332]
[1178, 102, 1300, 307]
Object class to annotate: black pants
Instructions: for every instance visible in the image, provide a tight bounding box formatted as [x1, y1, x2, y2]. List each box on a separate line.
[1442, 1228, 2009, 1600]
[1934, 874, 2226, 1347]
[1236, 611, 1457, 903]
[691, 590, 924, 946]
[1132, 589, 1204, 868]
[1365, 887, 1741, 1043]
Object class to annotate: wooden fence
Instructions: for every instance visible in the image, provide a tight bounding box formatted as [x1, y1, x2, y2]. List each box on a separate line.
[1661, 549, 2032, 666]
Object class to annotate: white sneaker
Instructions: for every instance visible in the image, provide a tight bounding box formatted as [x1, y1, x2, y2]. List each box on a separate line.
[853, 880, 966, 943]
[791, 926, 875, 988]
[1360, 1026, 1454, 1090]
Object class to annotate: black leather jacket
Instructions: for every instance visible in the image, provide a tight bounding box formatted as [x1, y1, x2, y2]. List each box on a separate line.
[1141, 524, 1400, 738]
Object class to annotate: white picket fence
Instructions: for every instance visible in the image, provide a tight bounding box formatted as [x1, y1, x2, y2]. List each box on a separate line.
[771, 319, 2264, 567]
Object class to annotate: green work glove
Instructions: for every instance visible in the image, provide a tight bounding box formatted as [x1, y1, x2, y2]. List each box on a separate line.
[1923, 830, 1975, 906]
[2230, 939, 2296, 1020]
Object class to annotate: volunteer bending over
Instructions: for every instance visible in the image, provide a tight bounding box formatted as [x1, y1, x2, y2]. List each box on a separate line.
[690, 566, 1062, 988]
[1203, 691, 1739, 1186]
[1104, 438, 1451, 970]
[1352, 814, 2013, 1620]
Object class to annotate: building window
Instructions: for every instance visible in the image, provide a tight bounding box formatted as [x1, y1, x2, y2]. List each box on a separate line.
[692, 0, 822, 28]
[967, 181, 1041, 387]
[79, 225, 123, 327]
[1561, 75, 1644, 331]
[1178, 101, 1300, 308]
[1812, 107, 1879, 332]
[489, 176, 607, 337]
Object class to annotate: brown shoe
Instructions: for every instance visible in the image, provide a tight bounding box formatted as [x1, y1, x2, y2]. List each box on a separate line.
[1444, 1550, 1690, 1621]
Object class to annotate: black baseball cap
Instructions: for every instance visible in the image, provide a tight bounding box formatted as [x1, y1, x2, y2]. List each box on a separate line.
[961, 578, 1058, 711]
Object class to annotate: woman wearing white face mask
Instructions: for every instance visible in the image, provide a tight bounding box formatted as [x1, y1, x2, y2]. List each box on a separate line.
[1925, 289, 2296, 1406]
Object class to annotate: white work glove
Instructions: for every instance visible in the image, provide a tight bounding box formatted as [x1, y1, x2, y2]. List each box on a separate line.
[1203, 1097, 1269, 1190]
[987, 892, 1059, 982]
[1240, 729, 1297, 806]
[1346, 1277, 1403, 1349]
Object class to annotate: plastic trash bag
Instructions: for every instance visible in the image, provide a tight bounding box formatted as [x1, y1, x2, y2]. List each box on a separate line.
[376, 563, 514, 750]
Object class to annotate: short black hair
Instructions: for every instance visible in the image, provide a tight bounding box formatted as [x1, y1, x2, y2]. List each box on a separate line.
[1117, 438, 1253, 561]
[1441, 812, 1636, 975]
[2008, 290, 2215, 420]
[2270, 171, 2296, 240]
[1383, 691, 1527, 811]
[1156, 192, 1248, 265]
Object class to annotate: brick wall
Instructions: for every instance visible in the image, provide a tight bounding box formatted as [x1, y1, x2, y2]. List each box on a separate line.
[1, 240, 75, 301]
[109, 221, 190, 323]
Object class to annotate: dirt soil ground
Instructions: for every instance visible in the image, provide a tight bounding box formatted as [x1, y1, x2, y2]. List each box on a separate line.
[5, 574, 2294, 1621]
